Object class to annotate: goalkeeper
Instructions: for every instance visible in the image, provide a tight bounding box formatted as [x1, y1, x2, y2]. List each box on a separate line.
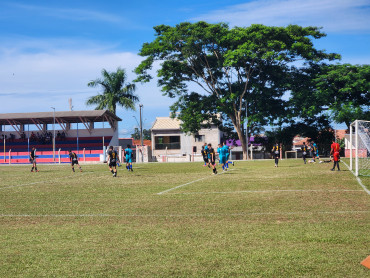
[330, 140, 341, 171]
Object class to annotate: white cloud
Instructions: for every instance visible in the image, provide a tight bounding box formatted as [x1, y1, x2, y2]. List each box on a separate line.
[195, 0, 370, 32]
[0, 39, 173, 114]
[9, 3, 123, 23]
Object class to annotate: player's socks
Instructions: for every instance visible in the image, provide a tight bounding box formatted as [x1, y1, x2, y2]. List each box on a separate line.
[111, 169, 114, 174]
[72, 168, 75, 172]
[31, 167, 34, 172]
[226, 163, 229, 168]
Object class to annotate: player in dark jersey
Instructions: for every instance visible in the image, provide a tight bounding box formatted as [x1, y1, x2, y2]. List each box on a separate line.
[309, 142, 317, 163]
[124, 144, 133, 172]
[301, 142, 308, 164]
[107, 146, 120, 177]
[201, 144, 209, 167]
[272, 143, 280, 167]
[29, 147, 39, 172]
[207, 143, 217, 175]
[68, 150, 82, 172]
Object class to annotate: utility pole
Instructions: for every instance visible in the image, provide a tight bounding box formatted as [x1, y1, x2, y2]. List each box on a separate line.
[139, 104, 144, 162]
[246, 101, 249, 160]
[51, 107, 55, 162]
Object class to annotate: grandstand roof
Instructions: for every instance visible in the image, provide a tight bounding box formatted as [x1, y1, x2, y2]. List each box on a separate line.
[0, 110, 121, 125]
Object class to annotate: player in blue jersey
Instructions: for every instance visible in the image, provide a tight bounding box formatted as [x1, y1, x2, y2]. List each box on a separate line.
[124, 145, 133, 172]
[219, 143, 228, 171]
[223, 142, 234, 169]
[217, 144, 222, 165]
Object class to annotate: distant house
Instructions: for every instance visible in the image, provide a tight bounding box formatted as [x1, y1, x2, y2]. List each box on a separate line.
[151, 117, 222, 161]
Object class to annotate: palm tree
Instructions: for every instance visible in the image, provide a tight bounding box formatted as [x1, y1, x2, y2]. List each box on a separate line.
[86, 67, 139, 115]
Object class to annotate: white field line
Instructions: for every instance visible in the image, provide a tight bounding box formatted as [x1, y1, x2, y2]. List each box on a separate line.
[342, 161, 370, 195]
[0, 210, 368, 218]
[0, 171, 96, 190]
[157, 168, 235, 195]
[166, 189, 364, 195]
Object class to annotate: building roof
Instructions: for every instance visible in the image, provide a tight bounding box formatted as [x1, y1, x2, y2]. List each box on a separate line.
[151, 117, 181, 130]
[133, 139, 152, 147]
[0, 110, 121, 125]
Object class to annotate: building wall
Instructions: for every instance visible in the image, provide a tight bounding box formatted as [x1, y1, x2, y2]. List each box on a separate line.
[151, 125, 222, 161]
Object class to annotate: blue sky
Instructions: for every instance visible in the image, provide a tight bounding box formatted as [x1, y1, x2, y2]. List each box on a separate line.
[0, 0, 369, 136]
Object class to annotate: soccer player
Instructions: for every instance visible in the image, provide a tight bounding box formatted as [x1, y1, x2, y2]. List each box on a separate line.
[68, 150, 82, 172]
[330, 140, 341, 171]
[223, 142, 234, 168]
[313, 142, 321, 163]
[272, 143, 280, 167]
[207, 143, 218, 174]
[310, 142, 317, 163]
[201, 144, 209, 167]
[29, 147, 39, 172]
[301, 142, 308, 164]
[124, 144, 133, 172]
[217, 143, 222, 165]
[107, 146, 120, 177]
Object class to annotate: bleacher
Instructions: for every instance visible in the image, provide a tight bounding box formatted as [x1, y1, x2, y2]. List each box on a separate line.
[1, 136, 112, 164]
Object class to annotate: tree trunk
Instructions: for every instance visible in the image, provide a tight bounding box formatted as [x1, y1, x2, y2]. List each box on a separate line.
[235, 124, 248, 160]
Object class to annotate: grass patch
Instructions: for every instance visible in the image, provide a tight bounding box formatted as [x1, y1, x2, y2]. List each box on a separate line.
[0, 160, 369, 277]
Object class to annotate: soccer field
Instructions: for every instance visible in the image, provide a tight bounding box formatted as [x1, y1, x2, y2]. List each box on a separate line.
[0, 160, 369, 277]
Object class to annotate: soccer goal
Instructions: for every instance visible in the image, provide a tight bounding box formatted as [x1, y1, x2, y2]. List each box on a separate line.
[350, 120, 370, 177]
[285, 151, 297, 159]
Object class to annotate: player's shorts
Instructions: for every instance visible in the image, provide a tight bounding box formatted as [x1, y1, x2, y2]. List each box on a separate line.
[109, 159, 117, 167]
[29, 158, 36, 163]
[210, 160, 216, 165]
[226, 154, 230, 161]
[71, 159, 78, 166]
[333, 152, 340, 161]
[203, 157, 209, 163]
[220, 156, 227, 165]
[125, 156, 132, 164]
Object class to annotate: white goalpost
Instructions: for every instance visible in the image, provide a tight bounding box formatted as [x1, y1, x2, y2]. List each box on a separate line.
[350, 120, 370, 177]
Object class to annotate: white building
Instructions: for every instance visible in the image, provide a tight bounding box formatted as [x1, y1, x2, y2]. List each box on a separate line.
[151, 117, 222, 162]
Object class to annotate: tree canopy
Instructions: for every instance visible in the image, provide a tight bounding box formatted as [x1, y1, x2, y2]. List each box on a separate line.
[135, 21, 339, 158]
[314, 64, 370, 128]
[87, 67, 139, 115]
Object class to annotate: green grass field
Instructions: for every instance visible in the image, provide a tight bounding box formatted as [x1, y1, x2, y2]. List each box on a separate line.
[0, 159, 369, 277]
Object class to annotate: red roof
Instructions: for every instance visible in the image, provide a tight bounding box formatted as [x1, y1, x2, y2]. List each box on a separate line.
[133, 139, 152, 147]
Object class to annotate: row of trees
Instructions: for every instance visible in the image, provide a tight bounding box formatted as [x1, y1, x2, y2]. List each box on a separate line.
[86, 22, 369, 159]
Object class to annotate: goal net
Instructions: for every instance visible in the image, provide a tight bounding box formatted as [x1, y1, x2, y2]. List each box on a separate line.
[350, 120, 370, 177]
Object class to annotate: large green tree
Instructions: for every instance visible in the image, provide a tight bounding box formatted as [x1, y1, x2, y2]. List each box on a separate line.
[87, 67, 139, 115]
[135, 21, 338, 159]
[314, 64, 370, 128]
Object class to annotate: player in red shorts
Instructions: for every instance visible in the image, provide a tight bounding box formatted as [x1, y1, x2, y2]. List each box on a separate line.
[330, 140, 341, 171]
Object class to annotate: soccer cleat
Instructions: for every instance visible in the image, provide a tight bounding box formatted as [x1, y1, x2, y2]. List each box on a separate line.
[331, 169, 334, 171]
[31, 170, 34, 172]
[36, 170, 39, 172]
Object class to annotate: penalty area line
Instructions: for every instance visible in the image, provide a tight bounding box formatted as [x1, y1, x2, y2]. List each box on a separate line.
[157, 168, 235, 195]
